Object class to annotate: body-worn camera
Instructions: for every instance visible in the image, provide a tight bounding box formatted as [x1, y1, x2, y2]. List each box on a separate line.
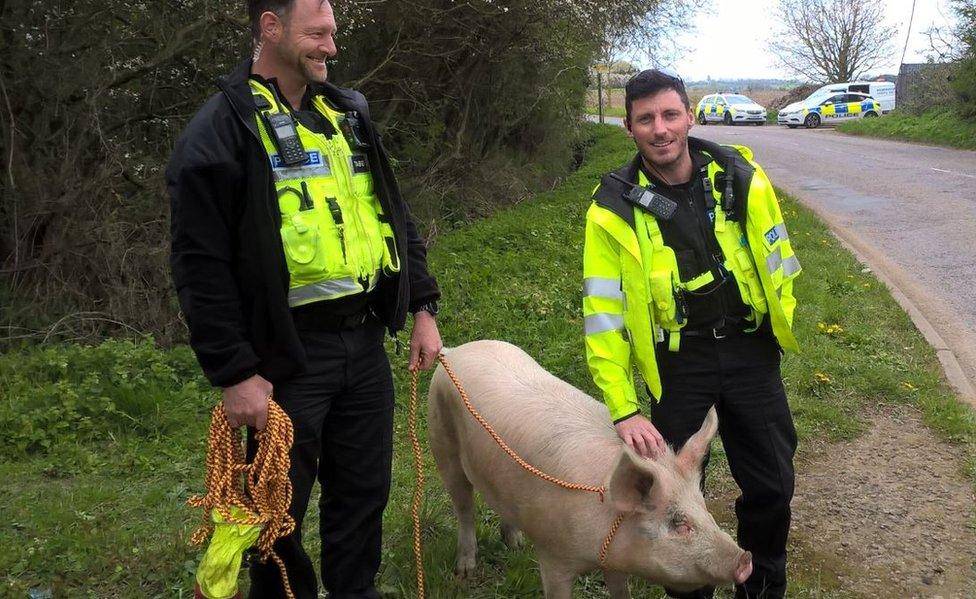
[339, 111, 370, 150]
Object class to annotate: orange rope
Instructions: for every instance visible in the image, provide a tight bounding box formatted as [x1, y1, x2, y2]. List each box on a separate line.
[188, 399, 296, 599]
[435, 355, 609, 501]
[408, 365, 427, 599]
[408, 354, 625, 597]
[599, 514, 626, 567]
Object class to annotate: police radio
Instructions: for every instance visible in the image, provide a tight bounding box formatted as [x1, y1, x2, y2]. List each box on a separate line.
[625, 186, 678, 221]
[609, 173, 678, 221]
[264, 112, 309, 166]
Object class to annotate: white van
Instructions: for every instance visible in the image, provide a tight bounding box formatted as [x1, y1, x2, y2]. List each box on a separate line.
[807, 81, 896, 113]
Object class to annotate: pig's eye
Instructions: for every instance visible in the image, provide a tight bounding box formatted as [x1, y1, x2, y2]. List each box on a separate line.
[670, 514, 692, 535]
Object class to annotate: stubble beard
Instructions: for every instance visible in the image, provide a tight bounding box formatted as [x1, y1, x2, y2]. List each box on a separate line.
[643, 137, 687, 173]
[301, 57, 328, 84]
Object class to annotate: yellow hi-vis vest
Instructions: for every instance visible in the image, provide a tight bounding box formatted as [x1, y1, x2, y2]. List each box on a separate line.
[583, 144, 800, 422]
[250, 79, 400, 308]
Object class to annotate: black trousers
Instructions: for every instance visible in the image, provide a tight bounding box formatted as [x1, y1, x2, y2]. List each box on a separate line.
[247, 319, 394, 599]
[651, 331, 797, 599]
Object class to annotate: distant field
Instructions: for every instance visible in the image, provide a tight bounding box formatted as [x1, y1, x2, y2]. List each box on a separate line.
[588, 88, 787, 112]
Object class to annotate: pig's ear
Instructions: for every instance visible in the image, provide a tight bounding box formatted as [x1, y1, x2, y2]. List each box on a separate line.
[606, 447, 664, 514]
[675, 406, 718, 475]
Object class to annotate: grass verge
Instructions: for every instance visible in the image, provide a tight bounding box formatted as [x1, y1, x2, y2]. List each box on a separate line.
[1, 124, 973, 598]
[586, 105, 626, 118]
[838, 108, 976, 150]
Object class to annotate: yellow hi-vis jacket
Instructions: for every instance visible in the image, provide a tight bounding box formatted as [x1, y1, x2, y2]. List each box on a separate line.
[583, 138, 800, 422]
[250, 79, 400, 308]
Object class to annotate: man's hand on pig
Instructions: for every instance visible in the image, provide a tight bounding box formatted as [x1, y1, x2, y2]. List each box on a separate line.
[614, 414, 666, 459]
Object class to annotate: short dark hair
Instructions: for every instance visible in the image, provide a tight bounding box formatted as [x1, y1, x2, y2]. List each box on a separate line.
[249, 0, 294, 41]
[249, 0, 329, 41]
[625, 69, 690, 121]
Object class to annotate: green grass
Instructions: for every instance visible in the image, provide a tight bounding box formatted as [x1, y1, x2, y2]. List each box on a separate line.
[585, 105, 626, 118]
[838, 108, 976, 150]
[1, 123, 974, 598]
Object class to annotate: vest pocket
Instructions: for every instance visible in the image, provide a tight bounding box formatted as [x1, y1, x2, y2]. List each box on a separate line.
[649, 270, 676, 323]
[280, 209, 346, 284]
[734, 248, 767, 313]
[281, 212, 320, 265]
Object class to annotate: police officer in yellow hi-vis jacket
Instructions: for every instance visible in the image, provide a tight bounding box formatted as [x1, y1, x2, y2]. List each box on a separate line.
[167, 1, 442, 597]
[583, 69, 801, 599]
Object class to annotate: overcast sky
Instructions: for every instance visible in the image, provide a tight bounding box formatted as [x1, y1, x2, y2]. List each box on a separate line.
[631, 0, 958, 81]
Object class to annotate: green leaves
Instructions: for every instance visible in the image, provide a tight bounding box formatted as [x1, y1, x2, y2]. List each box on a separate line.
[0, 338, 211, 458]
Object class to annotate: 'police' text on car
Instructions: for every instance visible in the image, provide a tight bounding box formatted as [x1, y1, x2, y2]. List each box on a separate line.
[777, 92, 881, 129]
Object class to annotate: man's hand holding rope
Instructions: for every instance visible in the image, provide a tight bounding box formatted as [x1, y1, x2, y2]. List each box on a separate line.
[409, 311, 442, 372]
[222, 374, 273, 430]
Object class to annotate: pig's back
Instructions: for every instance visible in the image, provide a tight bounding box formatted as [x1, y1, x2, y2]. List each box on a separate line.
[432, 340, 622, 474]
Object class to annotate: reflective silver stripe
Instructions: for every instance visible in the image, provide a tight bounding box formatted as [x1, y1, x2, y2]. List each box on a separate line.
[583, 277, 624, 300]
[288, 277, 362, 306]
[766, 246, 783, 274]
[782, 255, 801, 277]
[273, 165, 332, 182]
[584, 313, 624, 335]
[272, 155, 332, 182]
[774, 223, 790, 241]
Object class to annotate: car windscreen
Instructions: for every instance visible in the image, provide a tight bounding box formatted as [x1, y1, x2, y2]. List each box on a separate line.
[725, 95, 752, 104]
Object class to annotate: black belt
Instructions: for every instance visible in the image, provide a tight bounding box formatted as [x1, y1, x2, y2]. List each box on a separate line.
[292, 308, 372, 332]
[676, 324, 748, 340]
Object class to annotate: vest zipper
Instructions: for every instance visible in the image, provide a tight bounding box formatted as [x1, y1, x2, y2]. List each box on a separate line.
[689, 184, 729, 319]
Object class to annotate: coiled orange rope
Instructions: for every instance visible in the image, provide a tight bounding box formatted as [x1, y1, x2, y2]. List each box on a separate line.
[408, 355, 625, 598]
[188, 399, 297, 599]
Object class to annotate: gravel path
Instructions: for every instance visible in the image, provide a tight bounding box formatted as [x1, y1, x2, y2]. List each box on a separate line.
[791, 405, 976, 597]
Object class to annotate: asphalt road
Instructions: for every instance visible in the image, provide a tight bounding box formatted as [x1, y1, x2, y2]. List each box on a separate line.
[698, 123, 976, 399]
[588, 114, 976, 398]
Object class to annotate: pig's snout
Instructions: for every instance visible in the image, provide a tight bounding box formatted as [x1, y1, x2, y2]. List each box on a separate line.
[733, 551, 753, 585]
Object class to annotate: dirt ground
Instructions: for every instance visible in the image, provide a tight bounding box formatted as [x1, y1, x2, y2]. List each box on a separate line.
[788, 405, 976, 598]
[706, 402, 976, 598]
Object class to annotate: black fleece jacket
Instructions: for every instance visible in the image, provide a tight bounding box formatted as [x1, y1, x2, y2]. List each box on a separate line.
[167, 59, 440, 388]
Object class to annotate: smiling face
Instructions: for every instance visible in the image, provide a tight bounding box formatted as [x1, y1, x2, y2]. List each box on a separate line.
[270, 0, 337, 84]
[625, 89, 695, 178]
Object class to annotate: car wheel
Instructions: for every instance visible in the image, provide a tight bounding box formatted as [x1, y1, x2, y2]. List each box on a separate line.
[804, 113, 821, 129]
[698, 112, 707, 125]
[787, 125, 798, 129]
[724, 112, 733, 126]
[756, 121, 765, 126]
[864, 111, 879, 118]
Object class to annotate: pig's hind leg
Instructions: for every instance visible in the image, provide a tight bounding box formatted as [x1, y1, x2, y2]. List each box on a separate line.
[428, 401, 478, 578]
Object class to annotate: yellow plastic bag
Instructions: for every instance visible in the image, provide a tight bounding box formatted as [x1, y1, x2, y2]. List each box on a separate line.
[195, 506, 262, 599]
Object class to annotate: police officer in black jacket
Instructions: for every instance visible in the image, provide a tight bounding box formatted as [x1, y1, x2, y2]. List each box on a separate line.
[167, 1, 442, 597]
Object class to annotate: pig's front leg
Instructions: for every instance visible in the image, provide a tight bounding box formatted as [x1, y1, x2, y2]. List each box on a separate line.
[500, 519, 524, 549]
[604, 570, 632, 599]
[537, 551, 577, 599]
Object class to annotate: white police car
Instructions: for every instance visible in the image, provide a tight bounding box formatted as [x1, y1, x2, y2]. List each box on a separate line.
[777, 92, 882, 129]
[696, 93, 768, 125]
